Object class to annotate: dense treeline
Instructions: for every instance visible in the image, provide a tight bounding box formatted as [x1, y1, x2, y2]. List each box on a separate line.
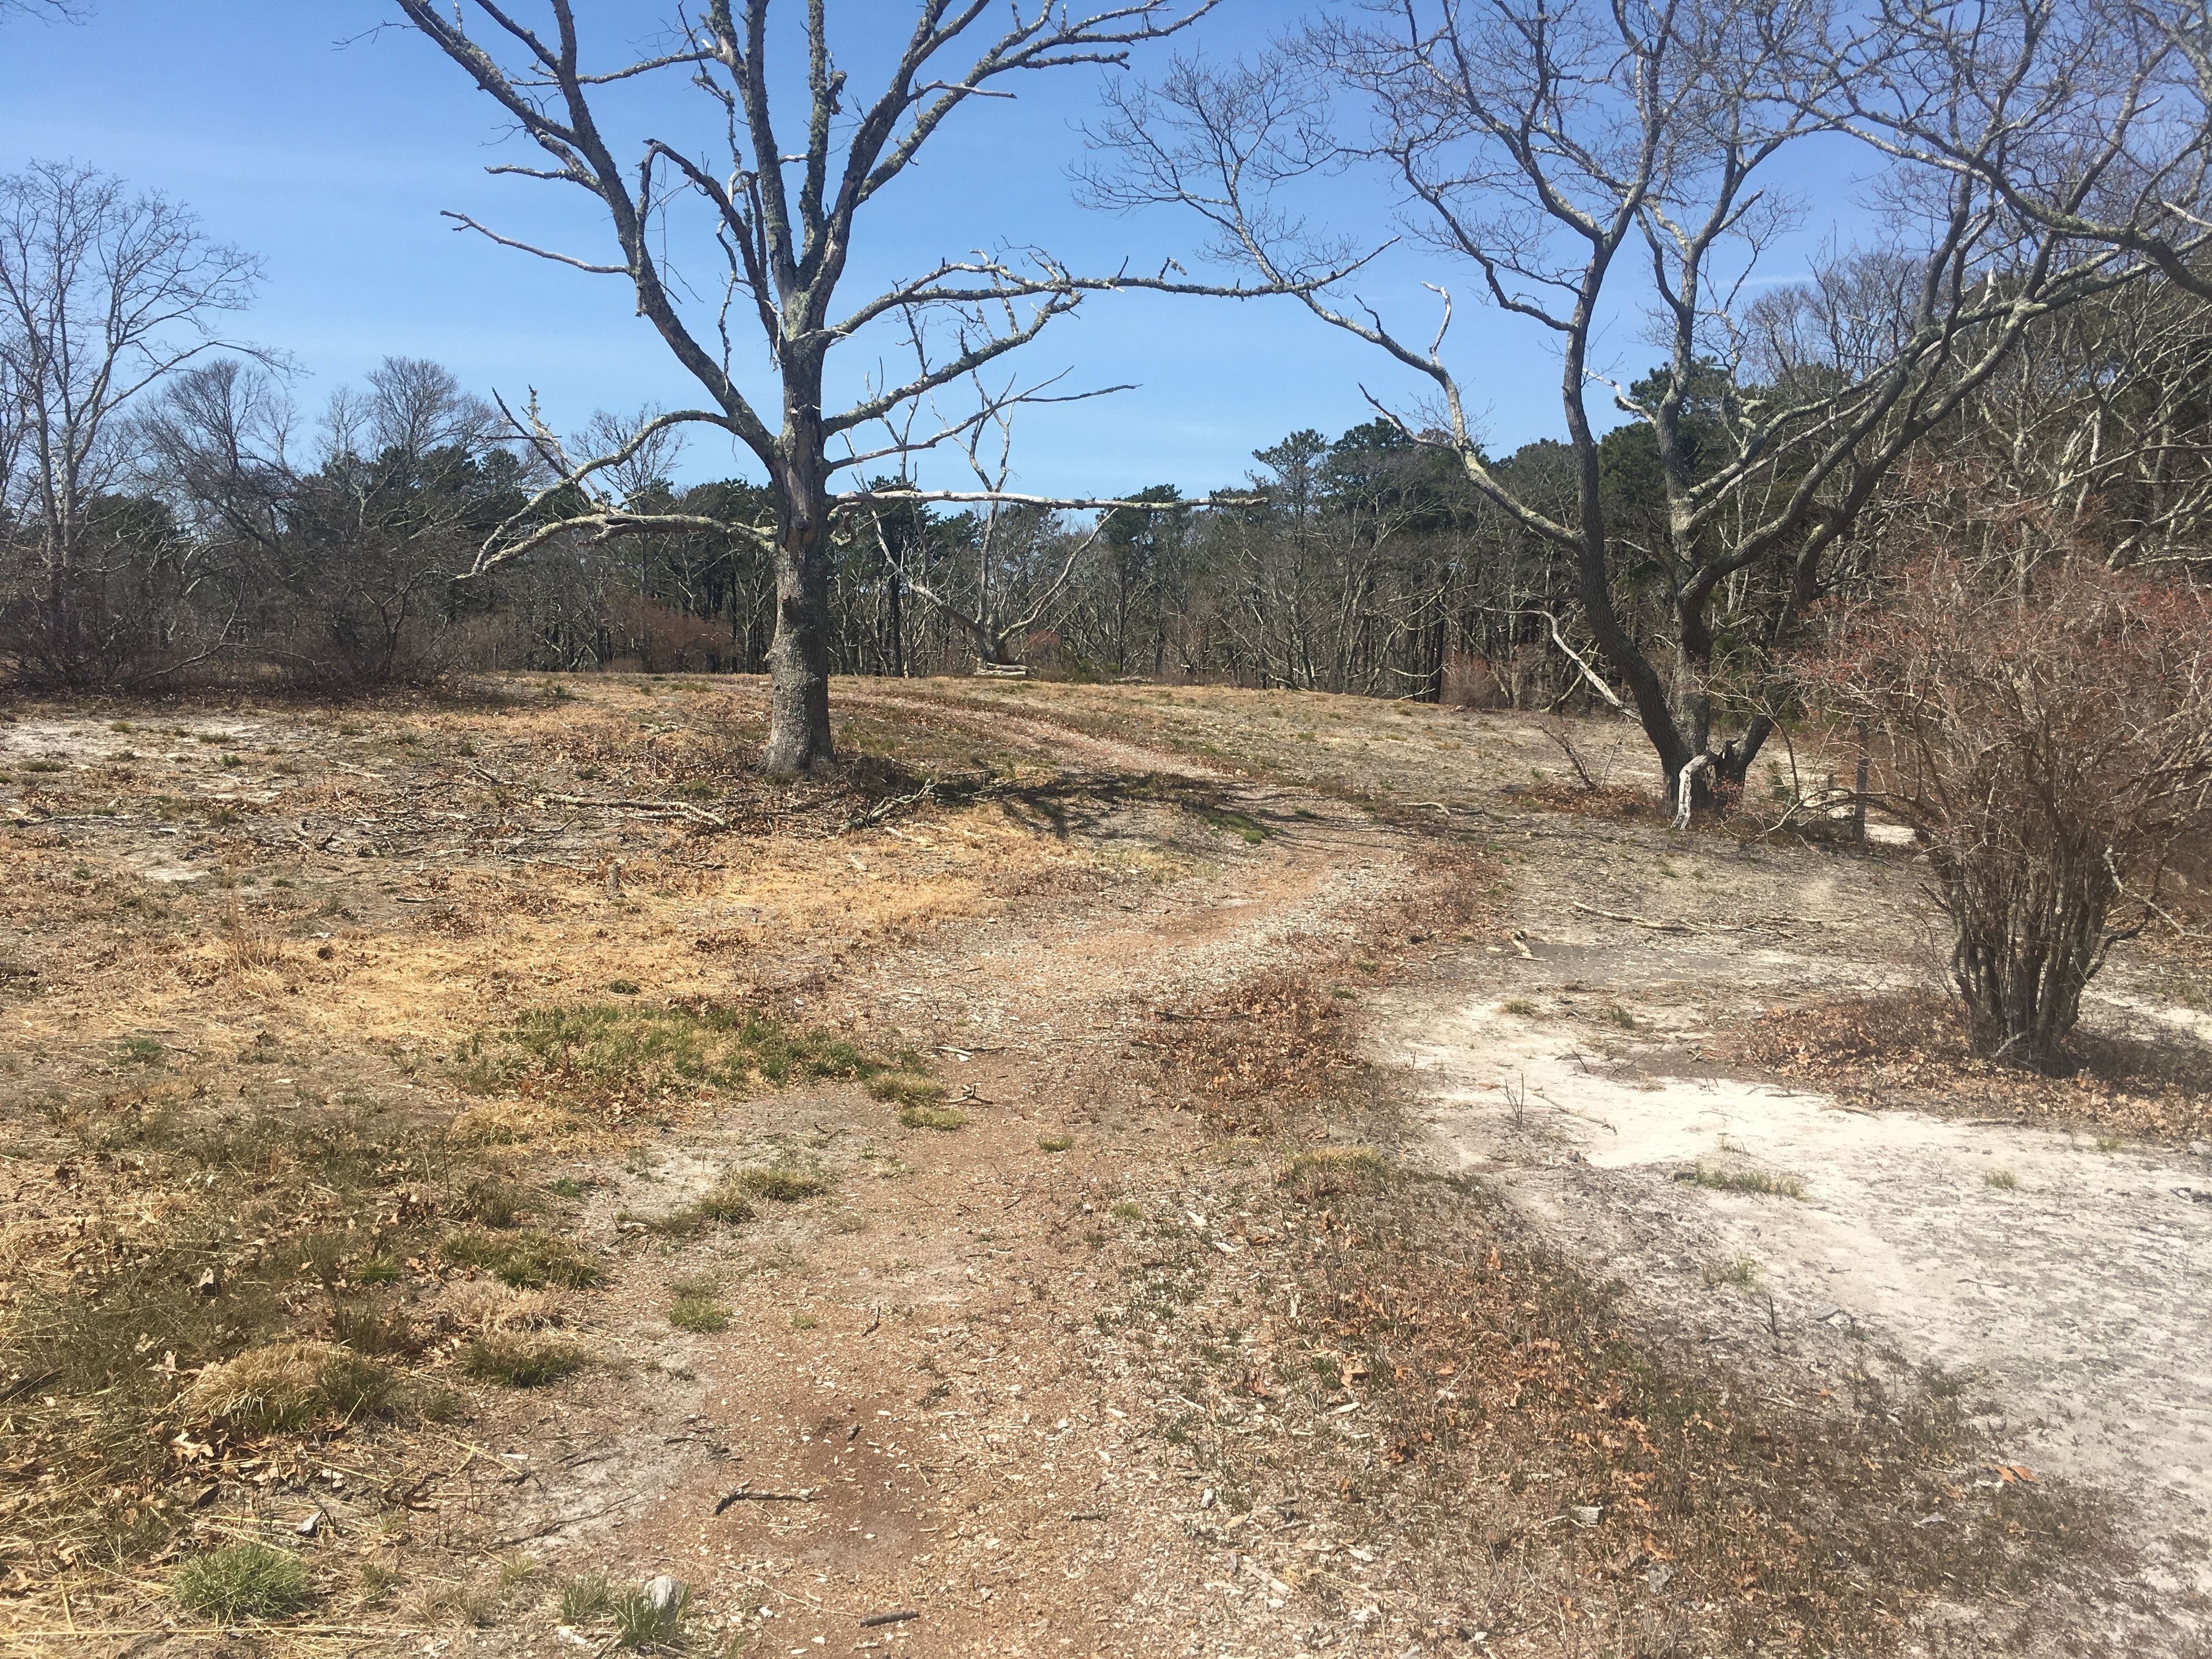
[5, 322, 2206, 710]
[2, 160, 2209, 709]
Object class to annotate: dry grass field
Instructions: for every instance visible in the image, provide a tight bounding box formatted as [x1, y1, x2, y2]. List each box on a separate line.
[1, 675, 2206, 1658]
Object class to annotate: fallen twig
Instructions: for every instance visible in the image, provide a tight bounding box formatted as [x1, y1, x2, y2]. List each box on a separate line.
[467, 762, 728, 829]
[539, 791, 728, 830]
[849, 780, 937, 830]
[859, 1610, 922, 1628]
[1570, 901, 1692, 933]
[1540, 726, 1601, 789]
[481, 1494, 636, 1547]
[714, 1486, 817, 1513]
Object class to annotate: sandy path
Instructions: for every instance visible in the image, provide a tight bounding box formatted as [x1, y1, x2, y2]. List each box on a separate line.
[1392, 959, 2212, 1618]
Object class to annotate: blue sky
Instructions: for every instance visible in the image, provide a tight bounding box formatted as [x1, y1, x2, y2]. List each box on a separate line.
[0, 1, 1871, 497]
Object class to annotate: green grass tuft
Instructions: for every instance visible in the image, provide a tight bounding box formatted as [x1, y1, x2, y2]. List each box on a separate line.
[899, 1102, 968, 1130]
[1680, 1164, 1805, 1199]
[650, 1175, 761, 1236]
[559, 1571, 613, 1623]
[1190, 802, 1271, 843]
[730, 1166, 827, 1202]
[439, 1228, 601, 1289]
[172, 1541, 312, 1622]
[455, 1176, 533, 1229]
[1710, 1255, 1763, 1291]
[462, 1332, 587, 1388]
[452, 1000, 885, 1111]
[612, 1580, 690, 1650]
[667, 1291, 730, 1334]
[1036, 1133, 1076, 1152]
[868, 1073, 946, 1109]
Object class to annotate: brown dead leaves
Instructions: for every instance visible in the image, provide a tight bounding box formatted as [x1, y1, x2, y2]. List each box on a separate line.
[1733, 990, 2212, 1143]
[1272, 1177, 2109, 1652]
[1152, 971, 1358, 1127]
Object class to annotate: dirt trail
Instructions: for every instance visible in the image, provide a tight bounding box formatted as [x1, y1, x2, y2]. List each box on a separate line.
[478, 684, 2212, 1652]
[425, 695, 1418, 1657]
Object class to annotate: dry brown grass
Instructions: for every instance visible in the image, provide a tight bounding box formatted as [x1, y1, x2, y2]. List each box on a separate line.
[186, 1339, 393, 1431]
[219, 890, 288, 972]
[0, 678, 1054, 1603]
[0, 1096, 460, 1571]
[1513, 779, 1663, 820]
[1121, 1072, 2112, 1653]
[0, 677, 2141, 1652]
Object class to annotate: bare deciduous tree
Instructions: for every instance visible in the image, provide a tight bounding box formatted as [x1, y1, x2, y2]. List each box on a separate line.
[392, 0, 1298, 774]
[1830, 0, 2212, 301]
[1090, 0, 2136, 804]
[0, 160, 260, 684]
[1925, 275, 2212, 577]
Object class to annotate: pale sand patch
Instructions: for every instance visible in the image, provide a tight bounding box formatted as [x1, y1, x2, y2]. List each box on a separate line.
[1400, 996, 2212, 1605]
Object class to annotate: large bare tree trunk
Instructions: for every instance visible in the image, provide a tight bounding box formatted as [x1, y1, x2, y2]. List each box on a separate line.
[762, 378, 835, 774]
[764, 537, 833, 774]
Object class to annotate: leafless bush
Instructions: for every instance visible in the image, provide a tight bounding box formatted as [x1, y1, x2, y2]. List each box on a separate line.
[600, 591, 732, 675]
[1804, 558, 2212, 1070]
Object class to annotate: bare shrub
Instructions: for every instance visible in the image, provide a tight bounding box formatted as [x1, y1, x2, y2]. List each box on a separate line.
[1804, 559, 2212, 1069]
[600, 591, 733, 675]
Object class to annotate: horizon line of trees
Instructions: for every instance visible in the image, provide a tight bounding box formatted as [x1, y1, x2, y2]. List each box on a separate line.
[5, 188, 2206, 715]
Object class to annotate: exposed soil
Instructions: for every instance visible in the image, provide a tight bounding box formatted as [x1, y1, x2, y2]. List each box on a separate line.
[1, 679, 2206, 1658]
